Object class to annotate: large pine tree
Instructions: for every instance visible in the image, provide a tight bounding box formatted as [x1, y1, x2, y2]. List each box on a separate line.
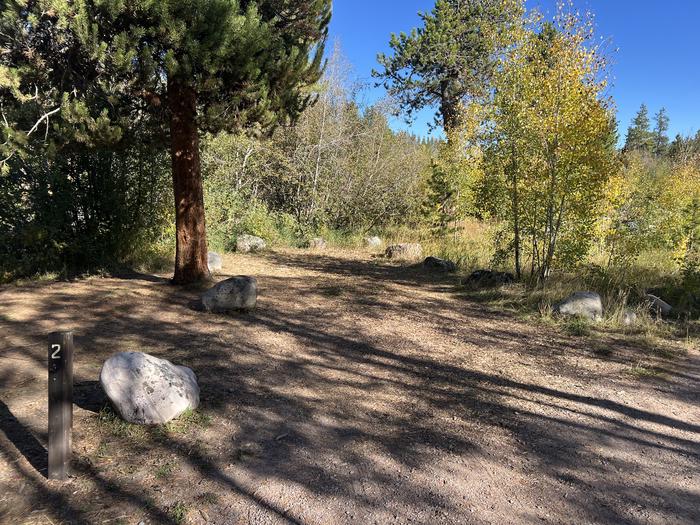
[372, 0, 524, 134]
[1, 0, 331, 283]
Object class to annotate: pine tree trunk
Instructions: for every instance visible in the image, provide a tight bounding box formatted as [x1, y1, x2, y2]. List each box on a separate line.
[440, 79, 459, 138]
[440, 97, 458, 138]
[168, 78, 209, 284]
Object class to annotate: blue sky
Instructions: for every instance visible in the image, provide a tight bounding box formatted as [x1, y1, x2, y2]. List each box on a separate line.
[328, 0, 700, 143]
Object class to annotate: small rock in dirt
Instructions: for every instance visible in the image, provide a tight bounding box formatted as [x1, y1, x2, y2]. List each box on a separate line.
[466, 269, 515, 287]
[622, 309, 637, 326]
[364, 236, 382, 248]
[645, 293, 672, 317]
[100, 352, 199, 425]
[385, 243, 423, 261]
[306, 237, 327, 250]
[236, 234, 266, 253]
[208, 251, 223, 273]
[553, 291, 603, 321]
[423, 256, 457, 273]
[201, 276, 257, 313]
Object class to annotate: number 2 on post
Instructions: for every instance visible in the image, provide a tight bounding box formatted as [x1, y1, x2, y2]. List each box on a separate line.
[51, 344, 61, 359]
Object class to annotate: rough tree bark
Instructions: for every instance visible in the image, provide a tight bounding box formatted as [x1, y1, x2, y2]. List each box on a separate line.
[168, 78, 210, 284]
[439, 82, 459, 139]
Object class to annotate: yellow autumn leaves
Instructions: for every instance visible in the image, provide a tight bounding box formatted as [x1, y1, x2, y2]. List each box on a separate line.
[482, 4, 617, 279]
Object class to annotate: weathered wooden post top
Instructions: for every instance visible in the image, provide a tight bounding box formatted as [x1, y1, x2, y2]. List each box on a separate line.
[48, 331, 73, 481]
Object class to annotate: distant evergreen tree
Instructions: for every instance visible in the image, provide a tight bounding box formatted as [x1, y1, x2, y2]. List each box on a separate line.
[624, 104, 654, 153]
[422, 157, 457, 236]
[652, 107, 670, 156]
[669, 131, 700, 160]
[669, 134, 686, 159]
[1, 0, 331, 284]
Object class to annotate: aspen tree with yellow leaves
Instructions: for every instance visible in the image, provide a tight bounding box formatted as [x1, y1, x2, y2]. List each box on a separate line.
[485, 3, 618, 283]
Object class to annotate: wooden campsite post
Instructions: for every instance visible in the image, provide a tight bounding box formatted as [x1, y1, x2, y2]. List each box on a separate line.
[48, 331, 73, 480]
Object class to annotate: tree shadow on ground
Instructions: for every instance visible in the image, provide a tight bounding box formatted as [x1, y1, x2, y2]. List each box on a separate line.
[0, 400, 47, 476]
[1, 250, 698, 524]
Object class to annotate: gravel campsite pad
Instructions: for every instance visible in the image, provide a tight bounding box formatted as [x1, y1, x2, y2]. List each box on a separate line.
[1, 249, 698, 524]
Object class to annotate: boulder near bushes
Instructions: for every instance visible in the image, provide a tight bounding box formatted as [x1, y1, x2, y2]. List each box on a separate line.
[622, 309, 637, 326]
[236, 234, 267, 253]
[466, 269, 515, 287]
[100, 352, 199, 425]
[385, 243, 423, 261]
[307, 237, 327, 249]
[201, 276, 257, 313]
[364, 236, 382, 248]
[553, 291, 603, 321]
[207, 251, 223, 273]
[423, 256, 457, 272]
[645, 294, 673, 317]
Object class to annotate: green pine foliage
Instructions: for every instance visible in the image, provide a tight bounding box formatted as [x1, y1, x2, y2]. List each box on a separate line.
[652, 107, 670, 157]
[423, 158, 458, 236]
[1, 0, 331, 145]
[373, 0, 524, 132]
[624, 104, 654, 153]
[1, 0, 331, 281]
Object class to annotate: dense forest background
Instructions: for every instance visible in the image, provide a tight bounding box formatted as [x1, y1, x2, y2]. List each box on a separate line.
[1, 1, 700, 318]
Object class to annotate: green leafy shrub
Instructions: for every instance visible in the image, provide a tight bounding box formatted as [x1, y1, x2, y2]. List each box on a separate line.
[0, 143, 171, 281]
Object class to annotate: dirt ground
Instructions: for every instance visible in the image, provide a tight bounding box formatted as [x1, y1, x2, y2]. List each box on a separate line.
[0, 248, 698, 525]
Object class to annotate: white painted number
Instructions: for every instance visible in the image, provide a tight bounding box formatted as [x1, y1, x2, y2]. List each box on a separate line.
[51, 344, 61, 359]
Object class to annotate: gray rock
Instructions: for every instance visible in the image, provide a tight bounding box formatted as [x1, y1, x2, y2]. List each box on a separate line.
[423, 256, 457, 273]
[385, 243, 423, 261]
[466, 269, 515, 287]
[307, 237, 327, 250]
[201, 276, 257, 313]
[100, 352, 199, 425]
[646, 294, 672, 316]
[622, 309, 637, 326]
[553, 291, 603, 321]
[236, 234, 266, 253]
[208, 251, 222, 273]
[364, 236, 382, 248]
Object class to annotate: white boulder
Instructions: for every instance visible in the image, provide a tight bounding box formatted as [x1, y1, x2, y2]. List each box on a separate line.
[236, 234, 266, 253]
[100, 352, 199, 425]
[554, 291, 603, 321]
[385, 243, 423, 261]
[208, 251, 223, 273]
[201, 276, 257, 313]
[307, 237, 327, 250]
[364, 236, 382, 248]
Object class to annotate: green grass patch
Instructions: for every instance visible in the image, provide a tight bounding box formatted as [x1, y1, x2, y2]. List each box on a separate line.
[626, 364, 664, 379]
[97, 406, 210, 441]
[169, 502, 189, 524]
[155, 460, 178, 480]
[96, 406, 147, 440]
[562, 317, 593, 337]
[162, 408, 212, 434]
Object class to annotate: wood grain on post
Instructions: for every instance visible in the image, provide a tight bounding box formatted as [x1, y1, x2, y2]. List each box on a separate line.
[48, 331, 73, 480]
